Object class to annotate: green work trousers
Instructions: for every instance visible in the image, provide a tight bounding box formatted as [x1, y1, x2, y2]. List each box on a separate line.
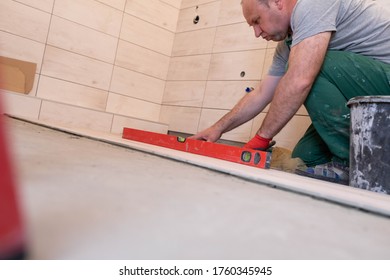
[292, 51, 390, 166]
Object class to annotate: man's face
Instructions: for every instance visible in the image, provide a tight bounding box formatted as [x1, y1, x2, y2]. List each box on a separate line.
[242, 0, 289, 42]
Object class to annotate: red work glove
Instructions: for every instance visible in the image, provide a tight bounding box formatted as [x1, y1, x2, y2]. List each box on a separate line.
[243, 134, 274, 151]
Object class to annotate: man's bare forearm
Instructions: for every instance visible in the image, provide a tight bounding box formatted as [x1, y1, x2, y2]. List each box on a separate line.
[190, 75, 280, 141]
[212, 75, 281, 134]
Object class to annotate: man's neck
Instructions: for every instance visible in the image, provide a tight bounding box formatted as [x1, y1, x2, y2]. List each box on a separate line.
[285, 0, 298, 15]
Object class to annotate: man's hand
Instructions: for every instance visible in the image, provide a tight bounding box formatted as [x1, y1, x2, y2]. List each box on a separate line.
[243, 134, 274, 150]
[189, 76, 281, 144]
[189, 126, 222, 142]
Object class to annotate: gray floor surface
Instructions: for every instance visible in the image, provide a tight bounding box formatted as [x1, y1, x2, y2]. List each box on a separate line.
[5, 118, 390, 259]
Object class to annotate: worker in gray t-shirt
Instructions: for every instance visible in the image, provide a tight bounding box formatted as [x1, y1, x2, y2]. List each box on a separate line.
[191, 0, 390, 185]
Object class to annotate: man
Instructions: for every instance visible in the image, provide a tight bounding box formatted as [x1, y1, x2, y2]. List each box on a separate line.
[190, 0, 390, 184]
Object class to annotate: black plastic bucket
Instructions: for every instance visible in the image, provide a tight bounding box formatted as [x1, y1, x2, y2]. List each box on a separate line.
[347, 96, 390, 194]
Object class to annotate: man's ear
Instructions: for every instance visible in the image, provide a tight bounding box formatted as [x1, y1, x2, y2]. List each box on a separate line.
[274, 0, 283, 9]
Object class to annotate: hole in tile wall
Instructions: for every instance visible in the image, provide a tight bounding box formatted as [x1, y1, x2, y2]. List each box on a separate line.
[193, 15, 200, 24]
[193, 6, 199, 24]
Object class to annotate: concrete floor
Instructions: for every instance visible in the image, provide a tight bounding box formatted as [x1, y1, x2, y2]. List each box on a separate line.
[5, 117, 390, 259]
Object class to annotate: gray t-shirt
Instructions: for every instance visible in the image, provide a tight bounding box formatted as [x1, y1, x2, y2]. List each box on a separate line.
[268, 0, 390, 76]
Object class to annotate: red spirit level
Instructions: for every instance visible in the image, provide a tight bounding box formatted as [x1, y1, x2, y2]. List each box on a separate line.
[122, 128, 271, 169]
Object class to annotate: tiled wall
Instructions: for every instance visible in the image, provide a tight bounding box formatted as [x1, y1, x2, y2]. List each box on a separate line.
[162, 0, 310, 149]
[1, 0, 182, 134]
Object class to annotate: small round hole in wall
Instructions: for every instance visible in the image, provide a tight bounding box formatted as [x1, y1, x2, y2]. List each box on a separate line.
[193, 15, 200, 24]
[240, 71, 246, 77]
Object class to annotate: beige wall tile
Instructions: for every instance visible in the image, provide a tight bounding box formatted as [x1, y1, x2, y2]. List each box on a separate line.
[297, 106, 308, 116]
[121, 14, 174, 57]
[14, 0, 54, 13]
[208, 50, 266, 80]
[163, 81, 206, 107]
[167, 55, 211, 80]
[1, 92, 41, 119]
[198, 108, 252, 142]
[172, 28, 216, 56]
[0, 0, 51, 43]
[213, 23, 267, 53]
[39, 100, 113, 132]
[116, 40, 170, 80]
[106, 93, 161, 122]
[181, 0, 216, 9]
[176, 1, 221, 32]
[111, 115, 168, 135]
[0, 31, 45, 73]
[251, 114, 312, 151]
[160, 105, 201, 134]
[218, 0, 244, 25]
[161, 0, 182, 9]
[37, 76, 108, 111]
[48, 16, 118, 63]
[203, 81, 260, 109]
[125, 0, 179, 32]
[110, 67, 165, 104]
[267, 40, 279, 49]
[41, 46, 113, 90]
[96, 0, 126, 10]
[53, 0, 122, 36]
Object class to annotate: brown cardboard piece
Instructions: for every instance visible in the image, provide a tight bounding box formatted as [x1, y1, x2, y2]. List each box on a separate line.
[0, 56, 37, 94]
